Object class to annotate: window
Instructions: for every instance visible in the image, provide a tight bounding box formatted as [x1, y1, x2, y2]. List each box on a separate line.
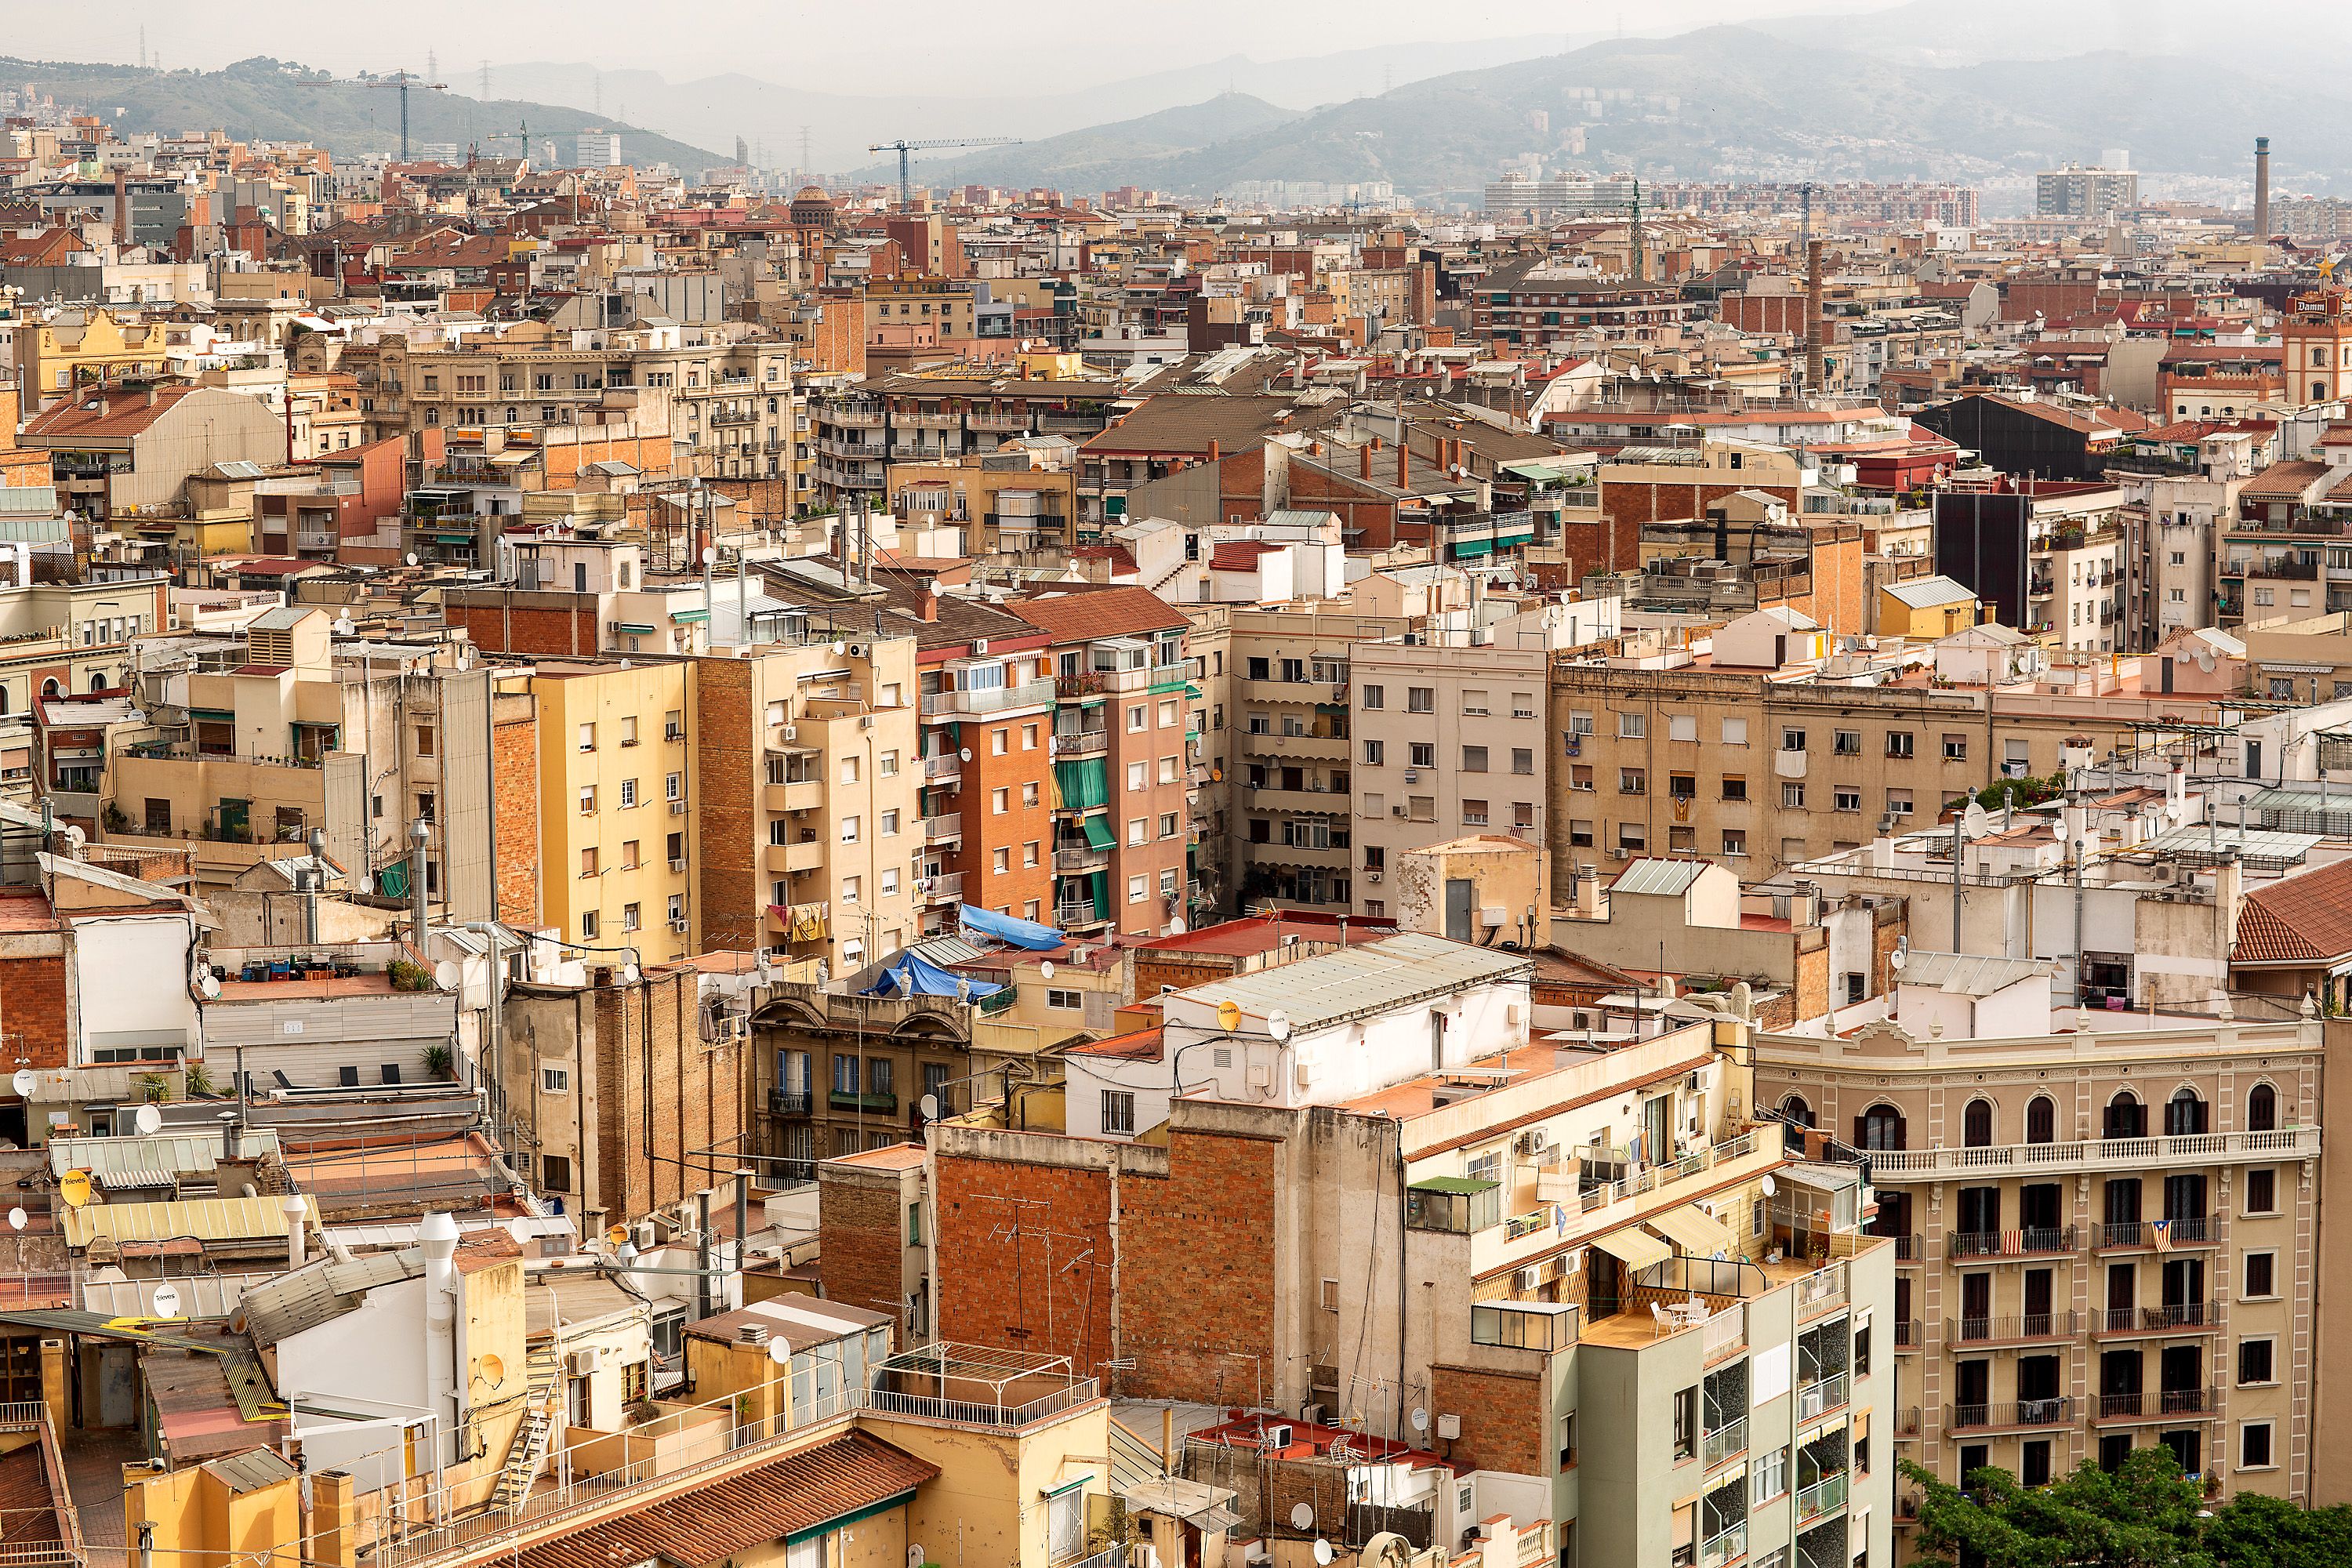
[2241, 1421, 2275, 1471]
[1783, 782, 1806, 808]
[1129, 818, 1147, 847]
[1751, 1445, 1787, 1505]
[1127, 705, 1145, 733]
[1886, 731, 1915, 758]
[1669, 714, 1698, 742]
[619, 778, 637, 808]
[880, 868, 899, 898]
[2248, 1083, 2278, 1132]
[1363, 739, 1385, 766]
[2021, 1439, 2051, 1488]
[579, 911, 598, 939]
[1943, 734, 1968, 761]
[1102, 1091, 1137, 1135]
[2238, 1338, 2275, 1386]
[579, 848, 599, 879]
[1462, 745, 1489, 772]
[991, 786, 1009, 815]
[579, 786, 597, 815]
[1512, 747, 1534, 775]
[577, 722, 597, 753]
[1127, 762, 1145, 791]
[840, 815, 860, 843]
[1671, 1385, 1698, 1461]
[1361, 684, 1385, 710]
[1127, 875, 1148, 904]
[621, 902, 641, 932]
[993, 848, 1011, 874]
[1722, 718, 1748, 746]
[1721, 775, 1747, 800]
[840, 876, 861, 906]
[2245, 1167, 2277, 1215]
[541, 1066, 570, 1094]
[1410, 742, 1436, 768]
[1047, 989, 1082, 1011]
[1462, 800, 1490, 826]
[2027, 1095, 2057, 1145]
[1722, 830, 1747, 857]
[1407, 687, 1434, 713]
[1834, 786, 1862, 812]
[1023, 782, 1040, 807]
[2244, 1251, 2277, 1299]
[541, 1154, 572, 1193]
[1886, 789, 1913, 818]
[1160, 813, 1179, 838]
[1962, 1098, 1994, 1148]
[1618, 710, 1646, 738]
[1782, 728, 1807, 752]
[1620, 768, 1646, 795]
[880, 809, 900, 837]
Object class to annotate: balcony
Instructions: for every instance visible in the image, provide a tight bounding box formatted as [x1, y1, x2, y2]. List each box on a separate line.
[766, 780, 825, 815]
[2092, 1386, 2220, 1424]
[1945, 1225, 2078, 1259]
[827, 407, 884, 430]
[1868, 1126, 2318, 1180]
[1051, 728, 1109, 758]
[921, 677, 1056, 718]
[1797, 1370, 1849, 1421]
[1947, 1398, 2074, 1433]
[967, 408, 1029, 433]
[768, 1088, 813, 1117]
[918, 872, 963, 906]
[922, 812, 964, 846]
[895, 410, 961, 430]
[829, 1089, 898, 1113]
[1054, 846, 1109, 875]
[2091, 1301, 2217, 1338]
[1946, 1312, 2080, 1347]
[1893, 1319, 1923, 1351]
[924, 753, 963, 784]
[769, 839, 824, 875]
[1795, 1261, 1849, 1321]
[1702, 1416, 1746, 1468]
[1795, 1473, 1848, 1524]
[1698, 1524, 1745, 1568]
[1703, 1303, 1747, 1364]
[2094, 1215, 2216, 1250]
[818, 437, 889, 461]
[1057, 901, 1110, 931]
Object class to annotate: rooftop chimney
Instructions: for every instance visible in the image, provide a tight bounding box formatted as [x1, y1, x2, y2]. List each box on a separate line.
[1396, 441, 1410, 492]
[1806, 239, 1826, 393]
[2255, 136, 2272, 247]
[1360, 444, 1374, 481]
[111, 168, 126, 246]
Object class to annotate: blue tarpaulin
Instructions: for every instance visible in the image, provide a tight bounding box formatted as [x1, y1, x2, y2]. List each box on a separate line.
[861, 952, 1004, 1001]
[958, 905, 1065, 952]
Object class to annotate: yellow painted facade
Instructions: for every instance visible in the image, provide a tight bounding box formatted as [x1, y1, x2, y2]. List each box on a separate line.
[530, 660, 698, 963]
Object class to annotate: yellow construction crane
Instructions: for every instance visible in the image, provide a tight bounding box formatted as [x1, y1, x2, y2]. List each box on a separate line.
[867, 136, 1023, 207]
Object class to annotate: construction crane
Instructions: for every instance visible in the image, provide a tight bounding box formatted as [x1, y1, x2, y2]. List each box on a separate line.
[361, 71, 447, 162]
[866, 136, 1023, 208]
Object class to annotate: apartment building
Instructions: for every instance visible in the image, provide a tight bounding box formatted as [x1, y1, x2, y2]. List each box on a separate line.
[814, 372, 1116, 514]
[909, 604, 1057, 934]
[1010, 586, 1194, 939]
[1754, 986, 2324, 1519]
[923, 931, 1897, 1568]
[22, 384, 286, 523]
[1544, 637, 2237, 880]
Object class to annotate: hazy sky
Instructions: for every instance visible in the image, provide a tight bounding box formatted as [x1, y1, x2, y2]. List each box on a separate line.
[15, 0, 1904, 82]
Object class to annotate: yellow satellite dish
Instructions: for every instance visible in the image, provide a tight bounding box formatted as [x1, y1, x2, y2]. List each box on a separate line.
[1216, 1000, 1242, 1033]
[58, 1170, 89, 1208]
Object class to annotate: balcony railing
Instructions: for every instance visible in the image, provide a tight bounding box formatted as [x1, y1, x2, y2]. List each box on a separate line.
[2092, 1301, 2216, 1334]
[1702, 1416, 1747, 1468]
[768, 1088, 812, 1116]
[1795, 1260, 1849, 1319]
[1051, 729, 1110, 757]
[829, 1090, 898, 1113]
[2094, 1386, 2219, 1421]
[1946, 1225, 2078, 1258]
[1698, 1524, 1746, 1568]
[923, 753, 963, 782]
[1057, 902, 1109, 928]
[1573, 1131, 1757, 1214]
[1947, 1398, 2073, 1432]
[921, 679, 1056, 717]
[922, 813, 963, 844]
[1703, 1303, 1747, 1363]
[1795, 1472, 1848, 1523]
[1869, 1127, 2317, 1179]
[1797, 1371, 1849, 1421]
[1893, 1319, 1923, 1350]
[1053, 846, 1109, 875]
[2095, 1215, 2215, 1249]
[1947, 1312, 2079, 1345]
[918, 872, 963, 904]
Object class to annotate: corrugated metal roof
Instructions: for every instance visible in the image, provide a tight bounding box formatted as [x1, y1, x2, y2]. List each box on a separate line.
[1178, 932, 1529, 1033]
[204, 1447, 297, 1494]
[239, 1247, 421, 1346]
[1609, 857, 1714, 898]
[49, 1130, 280, 1181]
[63, 1194, 317, 1250]
[1895, 950, 2050, 997]
[1882, 574, 1976, 609]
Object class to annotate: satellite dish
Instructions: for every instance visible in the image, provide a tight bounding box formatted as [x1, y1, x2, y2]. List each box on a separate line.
[1289, 1504, 1315, 1531]
[5, 1209, 23, 1232]
[1410, 1407, 1429, 1432]
[1168, 917, 1185, 935]
[702, 546, 717, 565]
[1314, 1544, 1334, 1566]
[332, 615, 355, 637]
[1889, 936, 1909, 971]
[918, 1093, 940, 1121]
[57, 1171, 89, 1208]
[132, 1104, 162, 1137]
[150, 1283, 182, 1319]
[959, 747, 972, 761]
[830, 641, 847, 655]
[9, 1069, 32, 1098]
[1216, 999, 1243, 1033]
[434, 960, 461, 991]
[1962, 800, 1991, 839]
[768, 1338, 793, 1364]
[1760, 1174, 1777, 1197]
[1266, 1009, 1292, 1042]
[477, 1352, 506, 1386]
[198, 972, 220, 1000]
[1037, 960, 1054, 980]
[405, 553, 419, 567]
[621, 963, 641, 985]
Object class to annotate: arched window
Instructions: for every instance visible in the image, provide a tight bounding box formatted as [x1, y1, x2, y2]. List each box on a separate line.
[1962, 1098, 1994, 1148]
[1856, 1103, 1906, 1152]
[2165, 1087, 2208, 1137]
[1780, 1094, 1814, 1129]
[2103, 1090, 2145, 1140]
[2026, 1095, 2057, 1145]
[38, 679, 58, 699]
[2248, 1083, 2278, 1134]
[0, 687, 14, 715]
[87, 670, 106, 693]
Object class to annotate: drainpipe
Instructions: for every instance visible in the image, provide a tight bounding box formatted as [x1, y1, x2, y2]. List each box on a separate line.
[421, 1211, 460, 1473]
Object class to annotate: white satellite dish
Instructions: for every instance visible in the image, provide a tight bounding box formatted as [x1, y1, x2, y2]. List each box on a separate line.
[1168, 917, 1186, 935]
[830, 641, 848, 655]
[621, 964, 641, 985]
[959, 747, 972, 761]
[150, 1283, 182, 1319]
[6, 1209, 24, 1232]
[1266, 1009, 1292, 1042]
[333, 615, 355, 637]
[1962, 800, 1991, 839]
[9, 1069, 32, 1098]
[918, 1093, 940, 1121]
[198, 972, 220, 1000]
[405, 552, 419, 567]
[132, 1104, 163, 1137]
[1760, 1174, 1777, 1197]
[768, 1337, 793, 1364]
[1889, 936, 1908, 971]
[434, 960, 461, 991]
[1314, 1544, 1334, 1566]
[1409, 1406, 1430, 1432]
[702, 546, 717, 566]
[1289, 1504, 1315, 1531]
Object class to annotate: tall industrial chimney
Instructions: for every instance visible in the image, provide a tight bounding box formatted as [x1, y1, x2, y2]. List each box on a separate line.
[1805, 239, 1827, 393]
[2255, 136, 2272, 246]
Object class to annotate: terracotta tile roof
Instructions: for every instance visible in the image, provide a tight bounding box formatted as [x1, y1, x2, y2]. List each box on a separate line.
[0, 228, 84, 267]
[23, 385, 205, 442]
[515, 1432, 938, 1568]
[1080, 392, 1307, 457]
[2241, 459, 2332, 501]
[2233, 858, 2352, 966]
[1207, 541, 1277, 572]
[1010, 584, 1189, 644]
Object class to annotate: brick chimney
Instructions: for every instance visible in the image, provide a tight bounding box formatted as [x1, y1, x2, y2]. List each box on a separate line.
[1359, 444, 1373, 480]
[1396, 441, 1410, 491]
[919, 584, 939, 622]
[1208, 439, 1220, 463]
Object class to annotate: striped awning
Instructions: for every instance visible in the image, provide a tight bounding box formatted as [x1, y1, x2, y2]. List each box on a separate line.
[1588, 1225, 1671, 1272]
[1650, 1204, 1739, 1258]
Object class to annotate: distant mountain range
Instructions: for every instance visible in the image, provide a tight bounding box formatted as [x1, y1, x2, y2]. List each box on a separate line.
[4, 55, 724, 171]
[903, 23, 2346, 202]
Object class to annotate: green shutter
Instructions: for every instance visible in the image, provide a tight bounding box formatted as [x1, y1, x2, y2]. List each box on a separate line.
[1081, 815, 1116, 851]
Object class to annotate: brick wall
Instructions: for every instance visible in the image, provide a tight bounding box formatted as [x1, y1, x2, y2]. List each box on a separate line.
[933, 1150, 1116, 1370]
[1, 951, 70, 1068]
[1123, 1130, 1277, 1402]
[959, 724, 1054, 923]
[590, 967, 748, 1222]
[818, 1167, 910, 1331]
[490, 706, 540, 926]
[1428, 1364, 1546, 1476]
[445, 599, 602, 656]
[691, 661, 759, 953]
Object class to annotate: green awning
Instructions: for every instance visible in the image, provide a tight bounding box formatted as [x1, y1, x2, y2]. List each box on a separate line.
[1054, 758, 1108, 811]
[614, 622, 657, 635]
[1149, 677, 1189, 695]
[1409, 1177, 1501, 1195]
[1081, 816, 1116, 851]
[1089, 870, 1111, 919]
[670, 608, 708, 624]
[1451, 538, 1494, 559]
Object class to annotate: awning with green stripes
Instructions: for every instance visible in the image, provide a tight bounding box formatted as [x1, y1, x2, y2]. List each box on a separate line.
[1054, 758, 1108, 811]
[1081, 815, 1116, 851]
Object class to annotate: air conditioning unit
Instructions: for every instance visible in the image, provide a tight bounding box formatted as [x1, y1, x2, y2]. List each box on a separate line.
[859, 715, 875, 730]
[670, 800, 688, 815]
[1512, 1266, 1538, 1293]
[845, 641, 866, 658]
[1367, 870, 1382, 883]
[1436, 1413, 1462, 1441]
[669, 917, 689, 933]
[567, 1347, 602, 1376]
[1391, 805, 1407, 817]
[1403, 770, 1421, 783]
[971, 638, 989, 656]
[1300, 1403, 1325, 1425]
[1610, 846, 1632, 859]
[1513, 1130, 1547, 1158]
[1258, 1424, 1292, 1450]
[669, 858, 687, 873]
[781, 724, 797, 742]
